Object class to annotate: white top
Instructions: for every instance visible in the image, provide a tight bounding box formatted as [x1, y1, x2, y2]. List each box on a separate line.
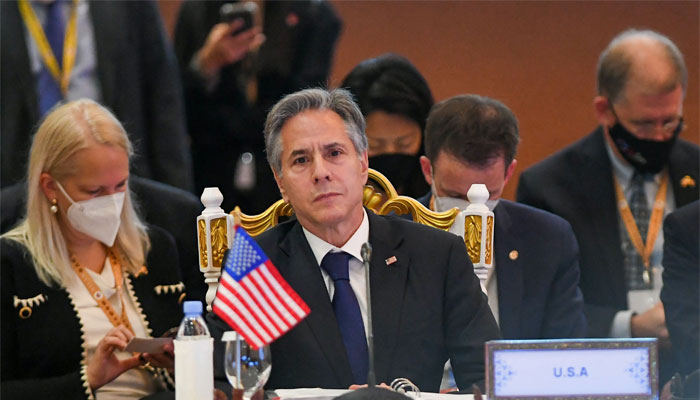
[302, 208, 370, 340]
[604, 141, 675, 338]
[65, 257, 159, 399]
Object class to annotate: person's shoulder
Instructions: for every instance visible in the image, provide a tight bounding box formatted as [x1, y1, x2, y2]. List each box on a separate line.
[500, 200, 573, 232]
[131, 176, 201, 211]
[374, 212, 461, 242]
[521, 128, 602, 178]
[665, 200, 699, 233]
[255, 218, 299, 247]
[0, 236, 31, 260]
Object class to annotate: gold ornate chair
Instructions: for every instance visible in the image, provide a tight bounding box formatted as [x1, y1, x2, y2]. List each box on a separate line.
[230, 168, 460, 236]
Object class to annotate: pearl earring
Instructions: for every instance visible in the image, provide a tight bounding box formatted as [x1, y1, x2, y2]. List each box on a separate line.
[50, 199, 58, 214]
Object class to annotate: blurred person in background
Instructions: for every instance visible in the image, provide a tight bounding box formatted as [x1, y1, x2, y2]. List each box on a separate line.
[1, 100, 184, 399]
[341, 54, 433, 198]
[1, 0, 192, 191]
[174, 0, 341, 212]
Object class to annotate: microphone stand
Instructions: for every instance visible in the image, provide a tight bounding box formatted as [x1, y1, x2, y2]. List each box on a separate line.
[361, 242, 376, 387]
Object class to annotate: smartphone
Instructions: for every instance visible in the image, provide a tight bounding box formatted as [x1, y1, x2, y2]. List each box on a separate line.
[219, 2, 258, 35]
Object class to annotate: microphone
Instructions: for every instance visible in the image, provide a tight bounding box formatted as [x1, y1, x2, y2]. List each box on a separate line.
[361, 242, 376, 387]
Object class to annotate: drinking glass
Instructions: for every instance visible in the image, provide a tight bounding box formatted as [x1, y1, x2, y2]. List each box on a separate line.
[222, 331, 271, 400]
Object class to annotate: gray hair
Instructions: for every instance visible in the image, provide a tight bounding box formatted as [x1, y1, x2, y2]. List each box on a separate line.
[597, 29, 687, 103]
[264, 88, 368, 174]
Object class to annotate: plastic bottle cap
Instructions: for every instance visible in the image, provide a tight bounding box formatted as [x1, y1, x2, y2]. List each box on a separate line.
[183, 300, 203, 315]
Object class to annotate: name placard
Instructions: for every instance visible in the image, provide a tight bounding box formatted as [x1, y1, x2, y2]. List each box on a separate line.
[486, 339, 658, 399]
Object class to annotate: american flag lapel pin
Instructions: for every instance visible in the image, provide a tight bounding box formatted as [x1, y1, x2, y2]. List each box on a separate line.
[385, 256, 397, 266]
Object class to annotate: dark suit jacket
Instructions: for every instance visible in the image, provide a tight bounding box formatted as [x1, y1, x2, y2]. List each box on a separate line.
[1, 176, 206, 302]
[1, 0, 193, 191]
[211, 211, 500, 393]
[661, 200, 699, 376]
[416, 195, 587, 339]
[1, 226, 184, 400]
[517, 127, 700, 337]
[173, 0, 341, 212]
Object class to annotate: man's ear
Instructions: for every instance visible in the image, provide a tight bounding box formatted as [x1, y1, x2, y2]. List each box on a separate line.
[593, 96, 615, 127]
[272, 168, 288, 202]
[503, 159, 517, 187]
[419, 155, 433, 186]
[360, 150, 369, 181]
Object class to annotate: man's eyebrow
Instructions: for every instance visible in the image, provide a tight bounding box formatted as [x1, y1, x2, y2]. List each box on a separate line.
[288, 148, 310, 159]
[322, 142, 346, 151]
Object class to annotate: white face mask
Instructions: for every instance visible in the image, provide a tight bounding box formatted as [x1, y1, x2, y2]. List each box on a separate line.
[56, 181, 125, 247]
[431, 183, 499, 212]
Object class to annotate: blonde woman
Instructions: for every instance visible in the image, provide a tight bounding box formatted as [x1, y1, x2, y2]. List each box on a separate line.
[1, 100, 184, 399]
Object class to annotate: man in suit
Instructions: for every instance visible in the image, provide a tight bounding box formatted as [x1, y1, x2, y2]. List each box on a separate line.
[173, 0, 341, 212]
[416, 94, 586, 340]
[212, 88, 500, 393]
[1, 176, 206, 302]
[516, 29, 699, 384]
[1, 0, 193, 191]
[660, 200, 699, 377]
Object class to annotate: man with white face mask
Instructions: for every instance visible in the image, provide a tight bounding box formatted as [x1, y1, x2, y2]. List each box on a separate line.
[417, 94, 586, 340]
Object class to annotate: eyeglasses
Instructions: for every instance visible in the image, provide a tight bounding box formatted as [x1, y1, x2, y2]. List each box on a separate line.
[610, 105, 684, 137]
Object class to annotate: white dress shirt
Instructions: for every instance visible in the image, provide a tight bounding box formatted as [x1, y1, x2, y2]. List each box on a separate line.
[302, 208, 370, 341]
[605, 141, 676, 338]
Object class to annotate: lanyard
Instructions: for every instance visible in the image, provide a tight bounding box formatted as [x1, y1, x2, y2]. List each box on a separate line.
[613, 173, 668, 285]
[18, 0, 79, 95]
[70, 249, 134, 334]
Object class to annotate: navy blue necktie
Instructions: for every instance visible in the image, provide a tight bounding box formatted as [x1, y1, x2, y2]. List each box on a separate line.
[320, 251, 368, 384]
[38, 1, 65, 115]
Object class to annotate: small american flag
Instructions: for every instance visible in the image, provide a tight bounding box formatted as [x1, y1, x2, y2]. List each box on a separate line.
[213, 227, 310, 349]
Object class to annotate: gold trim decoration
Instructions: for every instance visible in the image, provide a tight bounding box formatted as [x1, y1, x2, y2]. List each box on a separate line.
[210, 217, 229, 269]
[198, 219, 208, 268]
[464, 215, 482, 264]
[485, 215, 494, 264]
[19, 306, 32, 319]
[230, 168, 459, 236]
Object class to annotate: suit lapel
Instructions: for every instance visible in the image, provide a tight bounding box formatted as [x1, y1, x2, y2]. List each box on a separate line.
[493, 204, 522, 339]
[574, 129, 626, 287]
[365, 212, 408, 382]
[278, 223, 353, 385]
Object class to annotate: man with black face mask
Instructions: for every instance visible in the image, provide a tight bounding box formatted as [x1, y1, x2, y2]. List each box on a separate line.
[517, 29, 699, 386]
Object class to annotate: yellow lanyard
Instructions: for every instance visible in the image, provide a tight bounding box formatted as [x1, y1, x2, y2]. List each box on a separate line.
[70, 249, 134, 334]
[613, 173, 668, 285]
[18, 0, 79, 95]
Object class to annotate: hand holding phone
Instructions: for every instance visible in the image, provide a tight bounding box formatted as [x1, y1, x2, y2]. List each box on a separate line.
[220, 2, 258, 35]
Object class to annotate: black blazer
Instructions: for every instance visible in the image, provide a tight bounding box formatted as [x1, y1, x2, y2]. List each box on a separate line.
[660, 200, 699, 376]
[517, 127, 700, 337]
[1, 226, 184, 400]
[211, 211, 500, 393]
[1, 176, 206, 302]
[0, 0, 193, 191]
[416, 196, 587, 340]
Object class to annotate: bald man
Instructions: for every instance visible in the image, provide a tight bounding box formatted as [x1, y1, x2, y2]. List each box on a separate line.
[517, 29, 699, 384]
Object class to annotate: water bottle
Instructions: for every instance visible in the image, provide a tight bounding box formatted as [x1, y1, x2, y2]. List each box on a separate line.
[177, 301, 211, 338]
[175, 301, 214, 400]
